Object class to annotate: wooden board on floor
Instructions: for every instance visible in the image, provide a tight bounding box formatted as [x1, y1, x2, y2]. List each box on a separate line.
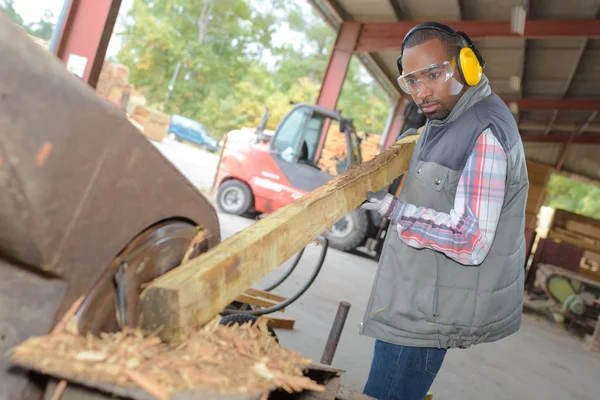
[234, 293, 284, 311]
[266, 315, 295, 330]
[245, 288, 287, 303]
[549, 229, 600, 254]
[140, 135, 418, 341]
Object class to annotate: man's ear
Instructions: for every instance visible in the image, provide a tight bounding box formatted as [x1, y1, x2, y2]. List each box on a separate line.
[450, 57, 466, 86]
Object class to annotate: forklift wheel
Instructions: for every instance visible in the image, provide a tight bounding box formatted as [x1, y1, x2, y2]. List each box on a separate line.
[324, 209, 369, 252]
[219, 313, 279, 343]
[217, 180, 254, 215]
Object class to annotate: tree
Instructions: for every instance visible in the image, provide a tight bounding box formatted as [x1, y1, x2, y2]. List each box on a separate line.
[545, 174, 600, 220]
[28, 9, 55, 40]
[117, 0, 280, 135]
[0, 0, 24, 26]
[1, 2, 56, 41]
[116, 0, 391, 139]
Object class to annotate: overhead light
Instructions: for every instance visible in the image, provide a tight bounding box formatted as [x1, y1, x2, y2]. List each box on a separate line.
[509, 101, 519, 115]
[511, 5, 527, 35]
[509, 76, 521, 92]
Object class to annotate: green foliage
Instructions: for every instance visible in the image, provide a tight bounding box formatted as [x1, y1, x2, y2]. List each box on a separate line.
[27, 9, 55, 40]
[0, 1, 56, 40]
[115, 0, 390, 139]
[545, 174, 600, 220]
[0, 0, 24, 26]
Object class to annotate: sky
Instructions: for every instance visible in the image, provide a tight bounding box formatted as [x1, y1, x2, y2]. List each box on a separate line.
[12, 0, 133, 57]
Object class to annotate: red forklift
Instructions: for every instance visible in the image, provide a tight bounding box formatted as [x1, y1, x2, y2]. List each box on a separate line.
[213, 102, 425, 256]
[213, 104, 380, 253]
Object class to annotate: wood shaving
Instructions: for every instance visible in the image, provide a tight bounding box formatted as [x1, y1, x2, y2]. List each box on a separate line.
[11, 316, 323, 398]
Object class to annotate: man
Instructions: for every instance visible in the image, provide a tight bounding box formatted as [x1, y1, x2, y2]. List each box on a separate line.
[359, 22, 528, 400]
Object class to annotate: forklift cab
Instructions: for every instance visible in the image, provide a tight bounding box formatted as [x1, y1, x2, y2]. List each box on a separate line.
[267, 104, 362, 192]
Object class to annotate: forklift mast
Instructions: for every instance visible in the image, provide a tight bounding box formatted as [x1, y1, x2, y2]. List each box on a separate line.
[268, 103, 363, 175]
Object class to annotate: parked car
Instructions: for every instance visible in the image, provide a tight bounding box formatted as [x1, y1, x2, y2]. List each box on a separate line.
[167, 114, 220, 152]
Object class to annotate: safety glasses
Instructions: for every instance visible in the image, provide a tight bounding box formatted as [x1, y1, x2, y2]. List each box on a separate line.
[397, 61, 454, 94]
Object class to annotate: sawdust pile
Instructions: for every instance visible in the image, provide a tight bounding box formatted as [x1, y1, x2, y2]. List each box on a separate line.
[10, 317, 323, 399]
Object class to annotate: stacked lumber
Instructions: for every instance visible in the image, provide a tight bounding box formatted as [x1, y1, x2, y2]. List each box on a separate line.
[129, 105, 171, 142]
[96, 62, 133, 108]
[318, 129, 380, 175]
[10, 317, 323, 400]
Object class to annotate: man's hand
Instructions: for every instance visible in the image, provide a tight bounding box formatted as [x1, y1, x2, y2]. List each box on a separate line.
[360, 189, 393, 215]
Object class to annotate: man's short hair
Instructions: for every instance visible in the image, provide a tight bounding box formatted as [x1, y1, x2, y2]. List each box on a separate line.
[403, 29, 460, 62]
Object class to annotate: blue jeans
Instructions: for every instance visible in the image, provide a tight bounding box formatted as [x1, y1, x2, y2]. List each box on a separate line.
[363, 340, 446, 400]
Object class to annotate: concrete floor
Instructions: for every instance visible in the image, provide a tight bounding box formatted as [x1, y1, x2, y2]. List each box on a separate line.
[154, 138, 600, 400]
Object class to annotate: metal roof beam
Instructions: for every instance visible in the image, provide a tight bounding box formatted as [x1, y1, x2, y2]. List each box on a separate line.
[521, 134, 600, 144]
[388, 0, 404, 21]
[545, 5, 600, 134]
[354, 20, 600, 53]
[577, 111, 599, 136]
[505, 99, 600, 111]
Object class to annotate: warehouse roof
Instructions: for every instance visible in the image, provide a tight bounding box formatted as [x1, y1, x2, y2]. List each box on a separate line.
[308, 0, 600, 183]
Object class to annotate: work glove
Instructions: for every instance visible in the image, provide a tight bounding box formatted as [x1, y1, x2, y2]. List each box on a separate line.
[360, 188, 394, 215]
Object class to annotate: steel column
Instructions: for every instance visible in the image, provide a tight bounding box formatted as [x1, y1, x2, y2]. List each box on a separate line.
[316, 22, 361, 110]
[56, 0, 123, 89]
[314, 22, 361, 162]
[381, 98, 409, 149]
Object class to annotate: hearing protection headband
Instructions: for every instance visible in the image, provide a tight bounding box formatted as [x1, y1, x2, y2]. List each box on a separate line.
[396, 22, 486, 81]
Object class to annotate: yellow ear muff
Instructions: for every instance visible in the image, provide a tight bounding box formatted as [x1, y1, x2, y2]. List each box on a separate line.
[458, 47, 483, 86]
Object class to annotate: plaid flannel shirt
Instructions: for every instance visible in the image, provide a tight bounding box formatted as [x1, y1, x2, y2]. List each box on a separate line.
[384, 128, 508, 265]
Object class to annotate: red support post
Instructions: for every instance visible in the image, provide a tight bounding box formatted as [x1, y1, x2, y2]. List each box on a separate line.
[56, 0, 123, 89]
[314, 22, 361, 162]
[381, 98, 409, 149]
[316, 22, 361, 111]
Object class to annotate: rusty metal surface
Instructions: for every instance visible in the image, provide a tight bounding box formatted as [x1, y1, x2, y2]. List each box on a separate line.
[0, 16, 221, 399]
[0, 15, 220, 325]
[75, 221, 199, 335]
[0, 258, 67, 400]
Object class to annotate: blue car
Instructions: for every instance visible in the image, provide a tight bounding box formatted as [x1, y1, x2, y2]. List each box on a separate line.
[167, 114, 220, 152]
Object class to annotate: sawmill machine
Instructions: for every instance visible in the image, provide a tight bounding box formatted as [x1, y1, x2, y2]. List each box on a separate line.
[0, 16, 221, 399]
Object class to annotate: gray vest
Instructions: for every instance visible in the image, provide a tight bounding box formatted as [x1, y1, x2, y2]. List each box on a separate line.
[361, 92, 528, 349]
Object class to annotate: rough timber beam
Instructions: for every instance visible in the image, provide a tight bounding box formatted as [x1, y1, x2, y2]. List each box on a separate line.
[140, 135, 418, 341]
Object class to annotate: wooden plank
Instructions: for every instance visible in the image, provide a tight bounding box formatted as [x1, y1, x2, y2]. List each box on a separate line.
[266, 315, 295, 330]
[537, 263, 600, 290]
[526, 184, 546, 214]
[552, 209, 600, 234]
[549, 229, 600, 254]
[525, 212, 538, 230]
[139, 135, 418, 341]
[245, 287, 287, 303]
[526, 159, 554, 186]
[234, 293, 283, 311]
[565, 220, 600, 241]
